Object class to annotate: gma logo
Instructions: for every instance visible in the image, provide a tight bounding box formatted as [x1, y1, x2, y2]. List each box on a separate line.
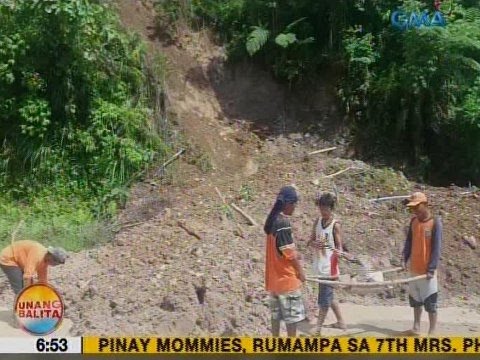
[391, 10, 446, 31]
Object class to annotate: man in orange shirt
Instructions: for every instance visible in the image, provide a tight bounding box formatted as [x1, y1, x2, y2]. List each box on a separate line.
[0, 240, 67, 296]
[264, 186, 306, 337]
[402, 192, 442, 336]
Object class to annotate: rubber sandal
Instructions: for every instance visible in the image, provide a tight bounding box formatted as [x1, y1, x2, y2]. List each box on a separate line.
[324, 322, 347, 330]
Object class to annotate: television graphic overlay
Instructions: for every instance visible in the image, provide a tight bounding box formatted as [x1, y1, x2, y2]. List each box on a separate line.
[14, 283, 64, 336]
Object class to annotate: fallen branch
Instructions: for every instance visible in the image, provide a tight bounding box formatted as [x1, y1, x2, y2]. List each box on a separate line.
[230, 203, 258, 227]
[177, 221, 202, 240]
[369, 195, 410, 203]
[460, 190, 479, 196]
[323, 166, 353, 179]
[214, 186, 227, 204]
[214, 187, 246, 238]
[155, 149, 185, 176]
[163, 149, 185, 168]
[120, 221, 147, 230]
[308, 146, 337, 156]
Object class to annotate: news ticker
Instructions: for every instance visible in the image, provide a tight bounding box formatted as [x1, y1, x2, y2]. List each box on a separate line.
[1, 337, 480, 354]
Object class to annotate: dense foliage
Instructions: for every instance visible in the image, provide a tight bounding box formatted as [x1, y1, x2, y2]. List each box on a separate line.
[0, 0, 167, 248]
[158, 0, 480, 185]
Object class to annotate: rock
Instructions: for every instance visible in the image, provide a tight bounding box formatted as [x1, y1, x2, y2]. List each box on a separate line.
[373, 256, 391, 268]
[229, 316, 240, 328]
[172, 315, 197, 335]
[160, 296, 176, 312]
[463, 235, 477, 249]
[115, 238, 127, 246]
[130, 258, 145, 267]
[289, 133, 303, 141]
[82, 285, 98, 300]
[251, 252, 262, 263]
[221, 326, 237, 336]
[191, 247, 204, 257]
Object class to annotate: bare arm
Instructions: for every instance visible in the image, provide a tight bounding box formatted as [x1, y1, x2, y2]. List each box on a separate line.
[333, 222, 344, 252]
[307, 217, 319, 247]
[291, 254, 306, 281]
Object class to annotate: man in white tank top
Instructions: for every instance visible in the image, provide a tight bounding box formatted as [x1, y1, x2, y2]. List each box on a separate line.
[307, 193, 346, 335]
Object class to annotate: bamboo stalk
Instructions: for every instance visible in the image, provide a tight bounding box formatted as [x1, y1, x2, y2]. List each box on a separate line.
[308, 147, 337, 156]
[307, 267, 402, 282]
[323, 166, 353, 179]
[369, 195, 410, 203]
[306, 274, 427, 287]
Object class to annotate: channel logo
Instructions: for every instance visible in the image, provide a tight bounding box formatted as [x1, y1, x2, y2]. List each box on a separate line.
[14, 283, 64, 336]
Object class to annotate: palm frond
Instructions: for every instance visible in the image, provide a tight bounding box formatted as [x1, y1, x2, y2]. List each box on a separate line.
[246, 26, 269, 56]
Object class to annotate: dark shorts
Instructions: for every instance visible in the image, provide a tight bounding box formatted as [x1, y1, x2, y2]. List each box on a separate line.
[318, 284, 334, 309]
[0, 264, 23, 295]
[409, 292, 438, 313]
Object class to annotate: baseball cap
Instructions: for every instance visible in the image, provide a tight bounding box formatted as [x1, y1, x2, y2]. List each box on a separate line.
[406, 192, 428, 207]
[47, 247, 68, 264]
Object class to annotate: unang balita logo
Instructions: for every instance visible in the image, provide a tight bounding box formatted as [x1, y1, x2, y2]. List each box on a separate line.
[14, 283, 64, 336]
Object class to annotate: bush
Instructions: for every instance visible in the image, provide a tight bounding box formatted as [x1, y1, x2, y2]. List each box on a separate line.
[0, 0, 168, 249]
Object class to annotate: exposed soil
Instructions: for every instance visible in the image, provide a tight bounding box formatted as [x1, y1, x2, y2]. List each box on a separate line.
[1, 0, 479, 337]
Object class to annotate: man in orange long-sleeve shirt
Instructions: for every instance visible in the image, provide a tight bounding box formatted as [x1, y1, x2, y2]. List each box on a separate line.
[0, 240, 67, 296]
[402, 192, 442, 336]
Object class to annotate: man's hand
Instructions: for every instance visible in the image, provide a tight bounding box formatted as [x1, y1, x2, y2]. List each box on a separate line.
[23, 277, 34, 288]
[298, 271, 306, 283]
[426, 270, 435, 280]
[341, 251, 354, 261]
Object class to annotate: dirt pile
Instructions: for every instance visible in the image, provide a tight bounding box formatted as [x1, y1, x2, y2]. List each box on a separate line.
[23, 133, 477, 337]
[0, 0, 479, 337]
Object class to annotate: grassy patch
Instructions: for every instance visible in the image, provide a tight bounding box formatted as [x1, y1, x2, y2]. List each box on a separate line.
[0, 195, 114, 252]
